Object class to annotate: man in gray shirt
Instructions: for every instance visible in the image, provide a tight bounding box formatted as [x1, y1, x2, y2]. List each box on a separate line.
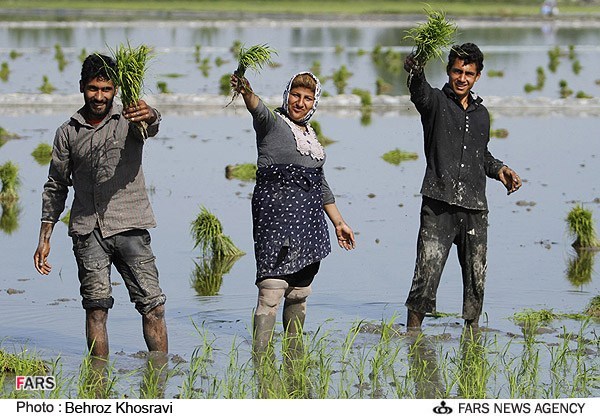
[33, 54, 168, 364]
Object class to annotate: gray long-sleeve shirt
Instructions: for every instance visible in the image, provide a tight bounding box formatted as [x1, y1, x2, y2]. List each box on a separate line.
[250, 100, 335, 205]
[41, 103, 160, 238]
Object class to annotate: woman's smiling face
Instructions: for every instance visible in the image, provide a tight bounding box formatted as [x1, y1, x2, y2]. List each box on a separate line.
[286, 86, 315, 122]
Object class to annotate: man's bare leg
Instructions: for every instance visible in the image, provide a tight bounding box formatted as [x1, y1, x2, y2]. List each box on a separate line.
[142, 304, 168, 353]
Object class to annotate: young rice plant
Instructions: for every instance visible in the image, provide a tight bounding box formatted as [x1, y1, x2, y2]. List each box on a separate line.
[404, 7, 457, 67]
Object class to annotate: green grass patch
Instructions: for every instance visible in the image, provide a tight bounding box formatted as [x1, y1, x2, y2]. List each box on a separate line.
[0, 348, 48, 375]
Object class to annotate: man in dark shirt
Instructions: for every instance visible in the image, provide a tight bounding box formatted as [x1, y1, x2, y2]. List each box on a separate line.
[404, 43, 521, 332]
[33, 55, 168, 363]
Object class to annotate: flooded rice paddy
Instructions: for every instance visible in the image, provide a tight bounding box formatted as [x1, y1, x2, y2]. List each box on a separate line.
[0, 16, 599, 398]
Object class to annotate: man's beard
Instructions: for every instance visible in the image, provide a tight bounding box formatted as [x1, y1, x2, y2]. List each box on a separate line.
[85, 98, 113, 118]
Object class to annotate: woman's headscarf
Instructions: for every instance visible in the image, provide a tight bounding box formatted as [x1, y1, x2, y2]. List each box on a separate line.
[281, 71, 322, 125]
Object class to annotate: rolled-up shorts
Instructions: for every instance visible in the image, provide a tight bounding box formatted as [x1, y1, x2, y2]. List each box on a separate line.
[72, 228, 166, 315]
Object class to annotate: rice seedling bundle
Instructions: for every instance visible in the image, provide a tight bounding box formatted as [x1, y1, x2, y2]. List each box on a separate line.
[191, 206, 245, 258]
[225, 163, 257, 181]
[381, 148, 419, 165]
[101, 43, 154, 136]
[102, 43, 153, 108]
[566, 204, 600, 249]
[404, 7, 457, 67]
[31, 142, 53, 166]
[228, 43, 276, 105]
[0, 161, 20, 202]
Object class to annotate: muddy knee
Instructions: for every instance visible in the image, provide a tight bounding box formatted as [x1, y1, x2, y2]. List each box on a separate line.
[255, 278, 287, 316]
[284, 285, 312, 304]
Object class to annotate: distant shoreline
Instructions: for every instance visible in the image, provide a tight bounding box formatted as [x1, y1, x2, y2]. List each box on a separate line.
[0, 7, 599, 26]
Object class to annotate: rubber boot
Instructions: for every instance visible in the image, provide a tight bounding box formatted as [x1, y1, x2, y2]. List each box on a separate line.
[282, 300, 307, 397]
[252, 313, 276, 360]
[252, 313, 279, 398]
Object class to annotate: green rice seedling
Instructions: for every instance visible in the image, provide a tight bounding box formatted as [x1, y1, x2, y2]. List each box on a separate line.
[566, 249, 595, 287]
[360, 108, 372, 127]
[102, 42, 153, 108]
[584, 295, 600, 318]
[382, 49, 404, 74]
[566, 204, 600, 249]
[156, 81, 171, 94]
[487, 69, 504, 78]
[190, 206, 245, 258]
[375, 77, 392, 95]
[54, 43, 68, 72]
[199, 57, 211, 77]
[178, 321, 217, 398]
[381, 148, 419, 165]
[548, 46, 561, 73]
[229, 40, 242, 56]
[31, 142, 53, 166]
[334, 44, 344, 54]
[512, 308, 556, 326]
[536, 66, 546, 89]
[224, 163, 257, 181]
[371, 44, 383, 64]
[189, 258, 223, 297]
[228, 43, 277, 105]
[309, 61, 324, 82]
[0, 348, 48, 375]
[572, 60, 582, 75]
[559, 79, 573, 98]
[490, 128, 509, 138]
[524, 83, 537, 93]
[76, 351, 117, 399]
[101, 43, 154, 137]
[0, 62, 9, 82]
[576, 90, 593, 99]
[190, 254, 241, 296]
[351, 88, 372, 108]
[194, 45, 201, 63]
[568, 45, 576, 61]
[139, 353, 171, 399]
[78, 48, 87, 63]
[215, 56, 226, 67]
[0, 201, 20, 234]
[0, 161, 20, 202]
[0, 127, 19, 145]
[39, 75, 55, 94]
[309, 120, 335, 146]
[219, 73, 231, 96]
[404, 7, 457, 68]
[9, 50, 22, 60]
[234, 43, 277, 79]
[331, 65, 353, 94]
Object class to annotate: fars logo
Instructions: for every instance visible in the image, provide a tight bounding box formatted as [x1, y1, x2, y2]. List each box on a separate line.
[15, 376, 56, 391]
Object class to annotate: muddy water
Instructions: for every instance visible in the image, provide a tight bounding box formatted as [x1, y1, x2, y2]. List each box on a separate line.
[1, 18, 599, 397]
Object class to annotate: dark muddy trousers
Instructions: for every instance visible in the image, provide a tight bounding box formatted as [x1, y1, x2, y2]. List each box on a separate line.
[405, 197, 488, 321]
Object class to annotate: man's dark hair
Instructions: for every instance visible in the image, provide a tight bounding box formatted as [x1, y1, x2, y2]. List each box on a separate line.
[446, 43, 484, 74]
[81, 54, 116, 85]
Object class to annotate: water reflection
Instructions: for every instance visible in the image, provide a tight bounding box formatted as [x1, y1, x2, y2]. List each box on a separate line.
[566, 248, 598, 287]
[408, 334, 444, 399]
[190, 255, 242, 296]
[0, 200, 20, 234]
